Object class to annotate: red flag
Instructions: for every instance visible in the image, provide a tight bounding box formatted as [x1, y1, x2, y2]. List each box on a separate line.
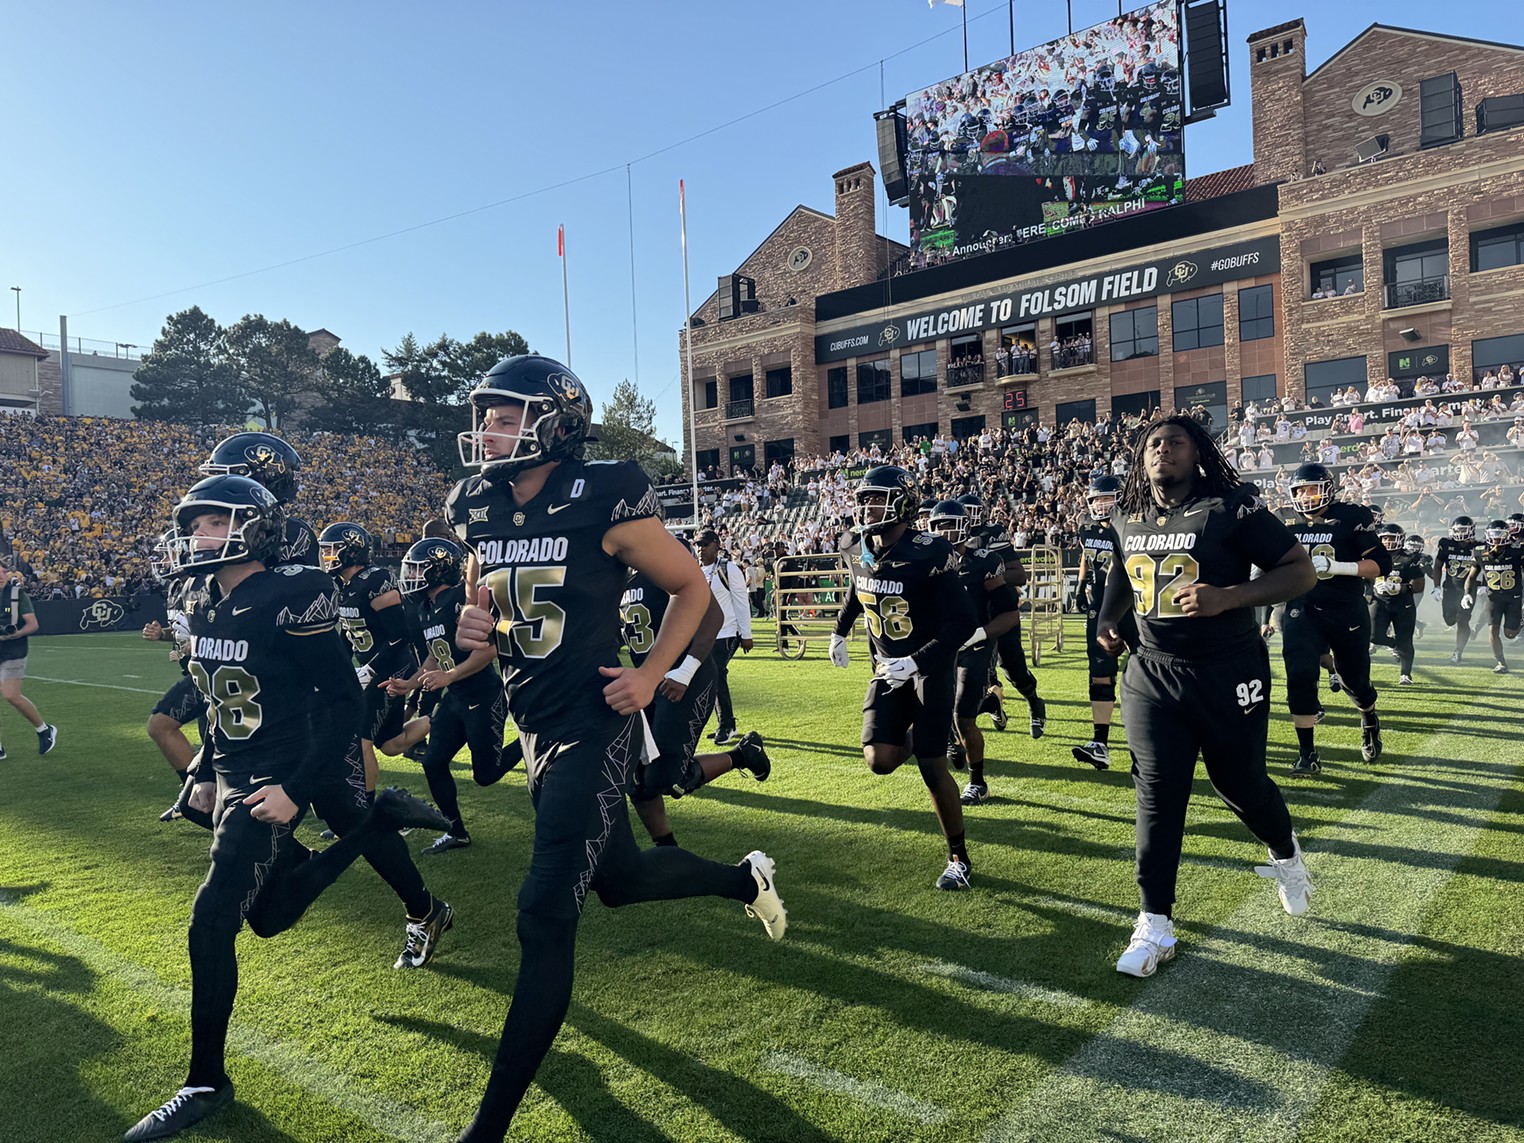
[557, 224, 564, 257]
[680, 179, 685, 209]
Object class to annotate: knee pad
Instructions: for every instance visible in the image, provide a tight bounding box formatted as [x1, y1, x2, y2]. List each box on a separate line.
[1285, 670, 1320, 716]
[1089, 680, 1117, 704]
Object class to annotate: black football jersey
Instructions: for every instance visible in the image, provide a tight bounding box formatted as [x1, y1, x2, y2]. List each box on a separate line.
[1078, 520, 1120, 595]
[183, 566, 343, 772]
[957, 547, 1018, 628]
[620, 570, 669, 669]
[1288, 502, 1385, 601]
[413, 582, 499, 701]
[338, 566, 410, 672]
[975, 521, 1012, 553]
[1474, 547, 1524, 601]
[1375, 553, 1427, 609]
[283, 516, 320, 568]
[446, 458, 663, 732]
[1435, 538, 1481, 589]
[1111, 487, 1296, 656]
[838, 530, 975, 670]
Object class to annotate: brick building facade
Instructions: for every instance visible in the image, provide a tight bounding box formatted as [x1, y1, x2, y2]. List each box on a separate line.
[682, 20, 1524, 475]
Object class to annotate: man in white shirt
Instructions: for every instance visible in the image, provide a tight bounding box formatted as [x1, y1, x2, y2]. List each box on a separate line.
[696, 529, 752, 745]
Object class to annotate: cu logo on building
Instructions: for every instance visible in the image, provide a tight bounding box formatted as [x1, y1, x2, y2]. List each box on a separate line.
[1353, 80, 1402, 116]
[1165, 260, 1198, 287]
[80, 599, 126, 631]
[877, 324, 901, 347]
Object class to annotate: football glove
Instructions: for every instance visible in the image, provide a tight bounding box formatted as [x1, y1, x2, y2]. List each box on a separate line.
[1462, 593, 1474, 609]
[664, 654, 702, 688]
[875, 656, 920, 690]
[828, 633, 850, 668]
[1311, 554, 1359, 577]
[355, 664, 375, 688]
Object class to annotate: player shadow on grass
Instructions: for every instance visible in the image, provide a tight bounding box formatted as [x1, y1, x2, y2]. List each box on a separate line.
[378, 1011, 837, 1143]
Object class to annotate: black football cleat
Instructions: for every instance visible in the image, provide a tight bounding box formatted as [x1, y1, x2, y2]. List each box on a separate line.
[395, 899, 453, 969]
[422, 832, 471, 855]
[1361, 724, 1383, 763]
[123, 1083, 234, 1141]
[157, 801, 183, 823]
[731, 731, 772, 781]
[947, 739, 967, 771]
[1291, 750, 1322, 777]
[374, 787, 452, 833]
[1028, 696, 1047, 739]
[404, 738, 430, 763]
[38, 723, 58, 756]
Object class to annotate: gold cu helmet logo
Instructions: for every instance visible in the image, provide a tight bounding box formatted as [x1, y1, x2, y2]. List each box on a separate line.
[548, 373, 581, 402]
[245, 443, 278, 468]
[1165, 259, 1198, 287]
[345, 529, 362, 545]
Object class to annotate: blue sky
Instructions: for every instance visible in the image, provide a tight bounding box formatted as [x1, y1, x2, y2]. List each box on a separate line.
[3, 1, 1513, 447]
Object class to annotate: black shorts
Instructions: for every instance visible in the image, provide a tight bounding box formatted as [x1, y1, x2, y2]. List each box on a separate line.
[365, 684, 407, 746]
[954, 644, 995, 720]
[1442, 587, 1474, 627]
[152, 674, 208, 725]
[862, 664, 956, 760]
[1489, 595, 1523, 632]
[422, 683, 508, 783]
[631, 656, 718, 803]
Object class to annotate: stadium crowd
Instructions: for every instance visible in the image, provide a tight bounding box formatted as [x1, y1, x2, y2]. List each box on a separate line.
[0, 414, 452, 598]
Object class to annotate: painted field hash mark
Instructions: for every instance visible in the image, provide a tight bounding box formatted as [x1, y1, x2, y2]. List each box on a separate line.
[761, 1051, 951, 1125]
[920, 960, 1088, 1008]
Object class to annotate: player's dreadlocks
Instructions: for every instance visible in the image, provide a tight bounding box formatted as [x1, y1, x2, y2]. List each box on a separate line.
[1117, 414, 1241, 514]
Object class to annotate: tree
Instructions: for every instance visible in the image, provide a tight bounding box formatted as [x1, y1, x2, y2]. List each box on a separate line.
[587, 379, 682, 483]
[130, 306, 247, 424]
[225, 315, 320, 430]
[305, 347, 395, 435]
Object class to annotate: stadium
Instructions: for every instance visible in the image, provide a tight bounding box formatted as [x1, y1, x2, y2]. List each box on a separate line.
[3, 4, 1524, 1143]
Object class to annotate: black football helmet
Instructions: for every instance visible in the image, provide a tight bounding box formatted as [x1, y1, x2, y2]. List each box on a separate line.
[917, 497, 937, 527]
[318, 522, 373, 574]
[1485, 519, 1509, 546]
[1377, 522, 1404, 551]
[927, 499, 969, 547]
[168, 475, 285, 573]
[1403, 533, 1426, 556]
[399, 537, 464, 597]
[1450, 516, 1475, 543]
[1087, 475, 1122, 521]
[954, 493, 986, 528]
[150, 529, 177, 582]
[200, 432, 301, 504]
[1508, 512, 1524, 540]
[458, 354, 597, 478]
[1289, 463, 1334, 515]
[856, 466, 920, 537]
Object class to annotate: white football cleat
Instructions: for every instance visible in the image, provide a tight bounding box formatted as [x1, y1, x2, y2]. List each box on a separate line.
[1116, 911, 1177, 977]
[742, 850, 787, 940]
[1255, 833, 1314, 916]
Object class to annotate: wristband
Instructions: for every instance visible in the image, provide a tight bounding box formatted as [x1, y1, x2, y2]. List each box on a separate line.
[664, 654, 702, 687]
[1328, 560, 1360, 577]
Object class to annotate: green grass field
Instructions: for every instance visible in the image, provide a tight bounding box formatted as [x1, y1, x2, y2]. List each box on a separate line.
[1, 621, 1522, 1143]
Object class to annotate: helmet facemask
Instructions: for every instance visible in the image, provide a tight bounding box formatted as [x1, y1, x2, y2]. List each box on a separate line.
[1290, 479, 1332, 514]
[169, 501, 277, 573]
[458, 393, 558, 477]
[1087, 492, 1116, 521]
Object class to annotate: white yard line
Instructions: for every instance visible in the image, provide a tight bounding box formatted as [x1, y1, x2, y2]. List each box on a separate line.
[0, 891, 455, 1143]
[920, 960, 1088, 1008]
[761, 1051, 951, 1126]
[26, 675, 164, 695]
[984, 689, 1514, 1143]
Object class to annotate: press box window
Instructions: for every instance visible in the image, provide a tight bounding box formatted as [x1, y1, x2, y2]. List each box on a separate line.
[764, 366, 793, 398]
[1110, 307, 1158, 361]
[1310, 254, 1363, 297]
[1172, 295, 1224, 352]
[1472, 223, 1524, 272]
[857, 359, 891, 405]
[1238, 285, 1275, 341]
[900, 349, 937, 397]
[826, 367, 848, 409]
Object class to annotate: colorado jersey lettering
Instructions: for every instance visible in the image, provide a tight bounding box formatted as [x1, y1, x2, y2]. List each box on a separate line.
[337, 566, 406, 668]
[1078, 520, 1120, 596]
[837, 530, 975, 669]
[1288, 502, 1386, 600]
[413, 581, 500, 701]
[1435, 538, 1481, 589]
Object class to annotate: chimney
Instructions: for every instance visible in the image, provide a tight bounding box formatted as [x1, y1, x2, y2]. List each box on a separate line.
[832, 162, 878, 290]
[1246, 19, 1308, 184]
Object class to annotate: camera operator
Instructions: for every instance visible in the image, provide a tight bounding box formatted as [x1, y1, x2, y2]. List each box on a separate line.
[0, 565, 59, 759]
[696, 530, 752, 745]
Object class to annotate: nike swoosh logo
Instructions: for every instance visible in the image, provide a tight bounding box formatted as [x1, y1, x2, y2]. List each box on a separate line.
[546, 504, 571, 515]
[232, 606, 253, 616]
[468, 703, 481, 710]
[1241, 707, 1259, 716]
[1184, 508, 1207, 517]
[1348, 626, 1361, 632]
[250, 775, 274, 784]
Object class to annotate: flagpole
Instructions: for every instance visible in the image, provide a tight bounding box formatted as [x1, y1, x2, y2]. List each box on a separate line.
[961, 3, 969, 71]
[559, 224, 572, 366]
[679, 180, 700, 526]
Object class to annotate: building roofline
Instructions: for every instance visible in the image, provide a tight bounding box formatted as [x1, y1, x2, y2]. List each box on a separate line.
[1246, 18, 1304, 43]
[1307, 23, 1524, 82]
[688, 204, 836, 320]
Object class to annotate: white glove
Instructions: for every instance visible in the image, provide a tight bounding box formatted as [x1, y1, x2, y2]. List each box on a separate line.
[664, 654, 702, 688]
[828, 633, 849, 668]
[1311, 554, 1359, 577]
[960, 626, 988, 651]
[875, 656, 921, 690]
[1430, 587, 1443, 602]
[1461, 593, 1474, 609]
[1374, 580, 1397, 596]
[355, 664, 375, 688]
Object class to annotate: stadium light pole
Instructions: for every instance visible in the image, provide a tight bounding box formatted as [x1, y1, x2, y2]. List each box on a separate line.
[679, 179, 700, 523]
[9, 287, 18, 332]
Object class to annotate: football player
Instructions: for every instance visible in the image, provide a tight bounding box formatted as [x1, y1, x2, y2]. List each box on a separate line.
[448, 355, 784, 1141]
[1368, 523, 1426, 685]
[385, 537, 507, 853]
[123, 476, 451, 1143]
[1433, 516, 1482, 664]
[142, 531, 211, 821]
[1073, 475, 1134, 769]
[1097, 416, 1315, 979]
[970, 498, 1048, 739]
[621, 544, 773, 847]
[318, 523, 427, 783]
[829, 467, 977, 890]
[1280, 463, 1391, 775]
[200, 432, 319, 567]
[928, 500, 1020, 806]
[1464, 521, 1524, 673]
[956, 493, 1009, 731]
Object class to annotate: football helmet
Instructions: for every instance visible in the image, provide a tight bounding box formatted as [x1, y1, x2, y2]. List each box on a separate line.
[1508, 512, 1524, 540]
[1450, 515, 1475, 543]
[855, 467, 920, 537]
[458, 354, 596, 478]
[1376, 522, 1404, 551]
[954, 493, 986, 529]
[318, 522, 373, 574]
[150, 529, 176, 582]
[168, 475, 286, 573]
[399, 538, 464, 597]
[927, 499, 969, 547]
[200, 432, 301, 504]
[1485, 519, 1509, 546]
[1403, 534, 1426, 557]
[1289, 463, 1334, 515]
[1087, 475, 1122, 521]
[917, 497, 937, 528]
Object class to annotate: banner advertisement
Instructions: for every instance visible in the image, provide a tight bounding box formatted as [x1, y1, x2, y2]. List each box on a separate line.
[34, 593, 168, 637]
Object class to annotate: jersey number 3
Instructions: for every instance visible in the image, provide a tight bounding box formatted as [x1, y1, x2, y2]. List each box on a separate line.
[486, 567, 568, 659]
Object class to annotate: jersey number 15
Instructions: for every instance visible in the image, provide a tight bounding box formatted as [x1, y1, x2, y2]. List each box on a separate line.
[485, 567, 568, 659]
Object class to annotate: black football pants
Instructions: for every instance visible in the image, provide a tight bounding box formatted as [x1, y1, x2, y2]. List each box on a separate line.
[1369, 599, 1416, 676]
[1282, 596, 1378, 714]
[1122, 642, 1294, 917]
